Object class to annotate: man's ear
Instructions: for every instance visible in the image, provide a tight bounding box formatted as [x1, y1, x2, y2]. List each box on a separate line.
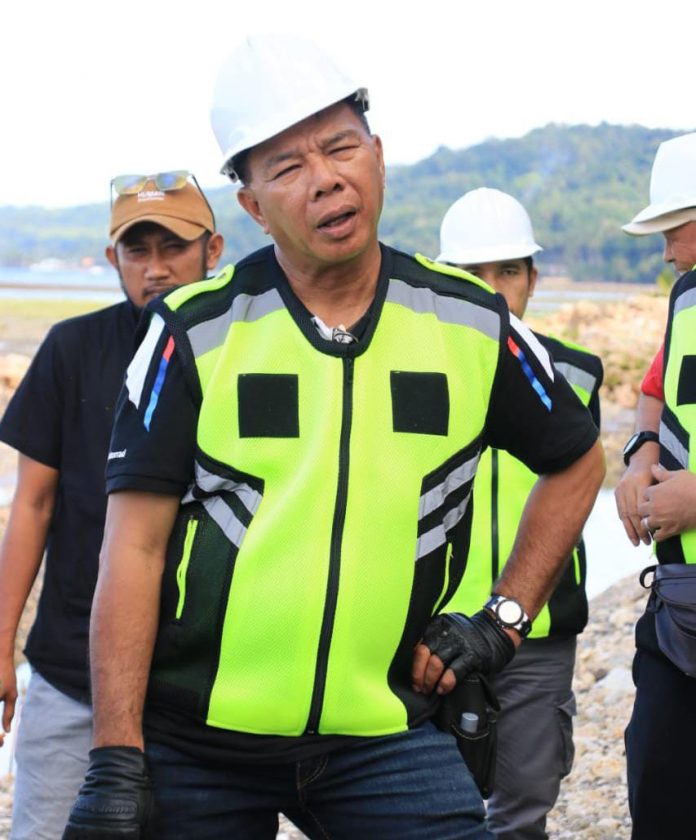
[238, 187, 270, 234]
[105, 244, 118, 270]
[373, 134, 385, 188]
[205, 233, 225, 270]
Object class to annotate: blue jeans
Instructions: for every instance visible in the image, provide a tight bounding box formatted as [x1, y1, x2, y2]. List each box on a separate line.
[146, 721, 492, 839]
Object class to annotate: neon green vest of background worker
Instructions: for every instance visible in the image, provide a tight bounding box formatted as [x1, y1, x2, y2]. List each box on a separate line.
[657, 264, 696, 565]
[145, 246, 510, 738]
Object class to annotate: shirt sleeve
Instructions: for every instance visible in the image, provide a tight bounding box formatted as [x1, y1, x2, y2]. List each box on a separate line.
[105, 313, 197, 496]
[640, 342, 664, 401]
[485, 315, 599, 474]
[0, 326, 65, 468]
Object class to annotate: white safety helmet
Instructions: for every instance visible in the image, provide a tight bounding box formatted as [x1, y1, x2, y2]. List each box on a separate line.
[210, 33, 369, 181]
[437, 188, 543, 265]
[623, 132, 696, 235]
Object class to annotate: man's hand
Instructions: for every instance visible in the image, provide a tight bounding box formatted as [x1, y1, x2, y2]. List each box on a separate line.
[62, 747, 156, 839]
[637, 464, 696, 542]
[411, 610, 516, 696]
[615, 442, 660, 546]
[0, 655, 17, 745]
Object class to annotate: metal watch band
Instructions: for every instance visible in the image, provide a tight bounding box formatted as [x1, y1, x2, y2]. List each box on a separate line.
[484, 594, 533, 638]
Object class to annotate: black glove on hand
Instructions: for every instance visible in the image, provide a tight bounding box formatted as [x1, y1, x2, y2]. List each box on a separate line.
[62, 746, 156, 839]
[422, 609, 516, 681]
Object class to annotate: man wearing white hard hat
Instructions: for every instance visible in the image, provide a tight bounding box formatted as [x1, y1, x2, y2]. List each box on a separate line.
[63, 35, 604, 839]
[438, 189, 603, 840]
[614, 131, 696, 840]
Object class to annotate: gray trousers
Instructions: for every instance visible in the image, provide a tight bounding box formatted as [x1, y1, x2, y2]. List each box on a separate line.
[11, 669, 92, 840]
[487, 635, 577, 840]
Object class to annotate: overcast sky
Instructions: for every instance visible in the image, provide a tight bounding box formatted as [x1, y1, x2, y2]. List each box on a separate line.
[2, 0, 693, 208]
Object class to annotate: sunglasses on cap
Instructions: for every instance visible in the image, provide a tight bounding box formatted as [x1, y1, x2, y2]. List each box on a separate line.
[109, 170, 216, 230]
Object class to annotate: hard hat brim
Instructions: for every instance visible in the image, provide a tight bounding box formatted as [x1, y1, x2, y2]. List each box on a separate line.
[436, 243, 543, 265]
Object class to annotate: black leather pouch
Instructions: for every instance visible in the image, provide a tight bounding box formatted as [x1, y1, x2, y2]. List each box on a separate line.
[433, 672, 500, 798]
[641, 563, 696, 677]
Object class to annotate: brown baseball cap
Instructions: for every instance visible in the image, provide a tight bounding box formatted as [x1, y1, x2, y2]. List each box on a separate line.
[110, 179, 215, 243]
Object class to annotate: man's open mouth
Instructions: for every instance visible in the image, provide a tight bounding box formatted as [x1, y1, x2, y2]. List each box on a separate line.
[318, 210, 356, 230]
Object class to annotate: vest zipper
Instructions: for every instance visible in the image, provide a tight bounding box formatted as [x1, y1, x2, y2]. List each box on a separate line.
[305, 356, 354, 734]
[491, 449, 500, 581]
[175, 514, 200, 621]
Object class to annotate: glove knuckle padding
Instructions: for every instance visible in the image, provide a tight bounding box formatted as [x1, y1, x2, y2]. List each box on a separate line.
[62, 747, 156, 839]
[423, 610, 515, 679]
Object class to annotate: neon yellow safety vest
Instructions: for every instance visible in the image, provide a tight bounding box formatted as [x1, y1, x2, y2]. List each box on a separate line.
[658, 265, 696, 564]
[446, 335, 602, 637]
[146, 246, 512, 738]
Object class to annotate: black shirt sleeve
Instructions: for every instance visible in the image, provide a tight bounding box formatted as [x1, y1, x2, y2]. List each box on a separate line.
[105, 314, 197, 496]
[0, 325, 65, 468]
[485, 316, 599, 474]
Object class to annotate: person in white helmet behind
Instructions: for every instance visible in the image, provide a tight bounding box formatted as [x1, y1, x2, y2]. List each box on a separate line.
[438, 189, 603, 840]
[62, 35, 604, 839]
[614, 131, 696, 840]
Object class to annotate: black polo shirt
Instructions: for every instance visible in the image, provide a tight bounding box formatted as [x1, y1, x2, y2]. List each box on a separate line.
[0, 300, 140, 702]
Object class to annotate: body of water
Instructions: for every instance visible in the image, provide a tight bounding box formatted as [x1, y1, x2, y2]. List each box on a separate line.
[0, 266, 121, 302]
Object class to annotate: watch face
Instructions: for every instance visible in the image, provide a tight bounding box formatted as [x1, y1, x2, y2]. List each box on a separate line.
[497, 599, 524, 625]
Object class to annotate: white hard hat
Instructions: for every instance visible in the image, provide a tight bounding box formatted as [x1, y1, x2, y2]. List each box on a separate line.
[210, 33, 369, 181]
[437, 188, 543, 264]
[623, 132, 696, 235]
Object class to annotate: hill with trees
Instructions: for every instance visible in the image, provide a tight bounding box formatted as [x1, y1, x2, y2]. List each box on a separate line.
[0, 123, 690, 283]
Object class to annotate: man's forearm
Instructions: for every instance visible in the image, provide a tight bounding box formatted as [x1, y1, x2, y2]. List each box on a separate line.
[0, 505, 50, 656]
[0, 458, 57, 656]
[495, 439, 605, 619]
[90, 492, 179, 749]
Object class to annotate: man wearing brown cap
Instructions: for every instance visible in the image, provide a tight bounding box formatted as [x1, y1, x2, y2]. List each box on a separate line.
[0, 172, 222, 839]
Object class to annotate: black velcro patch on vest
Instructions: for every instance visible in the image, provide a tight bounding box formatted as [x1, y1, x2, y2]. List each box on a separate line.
[238, 374, 299, 437]
[390, 372, 449, 436]
[678, 356, 696, 405]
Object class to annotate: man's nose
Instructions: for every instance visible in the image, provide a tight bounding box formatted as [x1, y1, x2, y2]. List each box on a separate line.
[144, 249, 170, 278]
[310, 155, 344, 199]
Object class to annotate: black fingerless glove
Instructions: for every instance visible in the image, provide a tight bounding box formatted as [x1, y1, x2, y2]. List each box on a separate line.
[422, 610, 516, 680]
[62, 746, 156, 839]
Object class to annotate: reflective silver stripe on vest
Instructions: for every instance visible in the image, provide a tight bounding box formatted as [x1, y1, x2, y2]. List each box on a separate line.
[416, 451, 480, 560]
[660, 419, 689, 470]
[553, 361, 596, 396]
[202, 496, 249, 550]
[386, 279, 500, 342]
[674, 287, 696, 318]
[417, 491, 474, 559]
[419, 452, 480, 518]
[187, 288, 285, 359]
[182, 462, 263, 517]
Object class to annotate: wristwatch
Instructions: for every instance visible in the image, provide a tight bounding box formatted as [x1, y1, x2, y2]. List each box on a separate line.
[622, 431, 660, 466]
[484, 594, 532, 638]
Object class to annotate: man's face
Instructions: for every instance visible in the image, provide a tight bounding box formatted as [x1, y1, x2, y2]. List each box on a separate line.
[106, 222, 223, 308]
[460, 259, 537, 319]
[237, 102, 385, 274]
[662, 221, 696, 275]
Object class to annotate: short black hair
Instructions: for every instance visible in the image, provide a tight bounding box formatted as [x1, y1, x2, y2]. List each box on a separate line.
[232, 94, 371, 186]
[523, 256, 534, 274]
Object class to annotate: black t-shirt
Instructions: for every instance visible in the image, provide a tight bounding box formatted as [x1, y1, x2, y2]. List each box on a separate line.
[0, 301, 140, 701]
[105, 247, 598, 764]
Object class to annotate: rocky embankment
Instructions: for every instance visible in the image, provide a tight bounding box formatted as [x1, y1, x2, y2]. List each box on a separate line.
[0, 291, 669, 837]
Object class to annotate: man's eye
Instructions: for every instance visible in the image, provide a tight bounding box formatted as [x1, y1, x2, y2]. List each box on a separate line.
[273, 164, 300, 179]
[330, 145, 357, 156]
